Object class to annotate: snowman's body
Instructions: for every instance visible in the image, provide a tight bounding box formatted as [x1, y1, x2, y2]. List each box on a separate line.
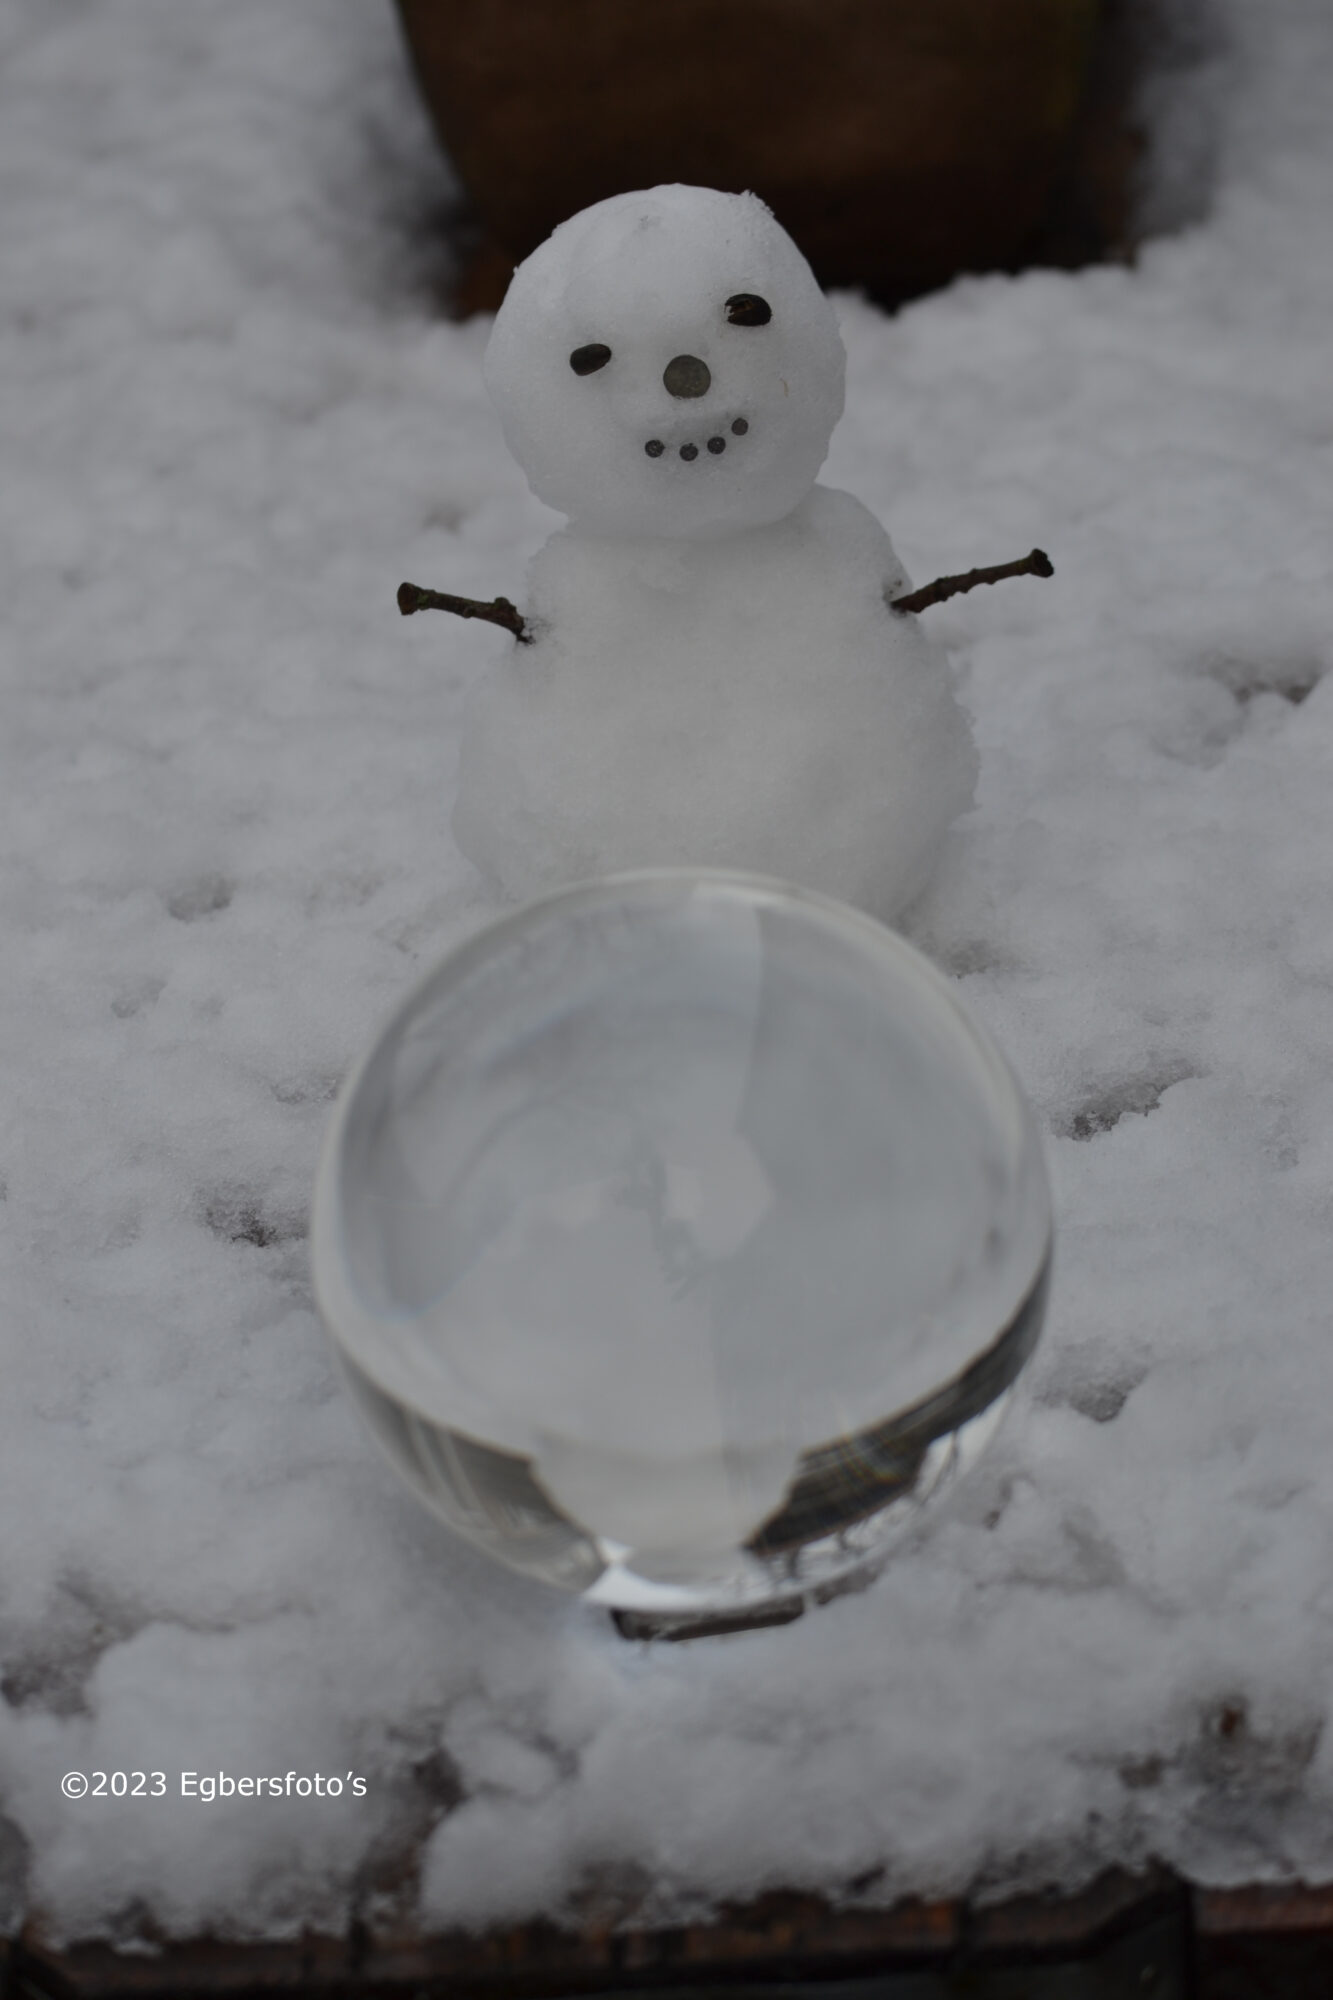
[453, 185, 977, 922]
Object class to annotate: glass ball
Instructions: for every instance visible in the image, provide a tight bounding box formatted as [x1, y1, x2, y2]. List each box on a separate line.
[312, 871, 1051, 1624]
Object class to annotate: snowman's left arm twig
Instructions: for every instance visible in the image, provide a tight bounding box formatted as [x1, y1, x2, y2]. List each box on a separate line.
[397, 581, 531, 642]
[890, 548, 1053, 616]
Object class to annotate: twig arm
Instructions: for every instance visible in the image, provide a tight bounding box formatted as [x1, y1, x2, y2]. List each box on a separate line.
[397, 581, 530, 642]
[395, 546, 1051, 641]
[890, 548, 1053, 616]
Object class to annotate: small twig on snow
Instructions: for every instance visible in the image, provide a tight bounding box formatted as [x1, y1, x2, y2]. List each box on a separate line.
[397, 581, 530, 641]
[890, 548, 1053, 616]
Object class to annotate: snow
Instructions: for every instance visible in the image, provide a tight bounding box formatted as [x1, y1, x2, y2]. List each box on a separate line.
[453, 485, 978, 914]
[481, 185, 846, 540]
[458, 184, 976, 916]
[2, 0, 1333, 1950]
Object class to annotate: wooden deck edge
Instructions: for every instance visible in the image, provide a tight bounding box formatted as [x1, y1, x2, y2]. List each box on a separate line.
[7, 1867, 1333, 1998]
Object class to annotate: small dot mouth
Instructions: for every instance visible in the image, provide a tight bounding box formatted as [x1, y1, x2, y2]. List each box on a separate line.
[644, 417, 749, 461]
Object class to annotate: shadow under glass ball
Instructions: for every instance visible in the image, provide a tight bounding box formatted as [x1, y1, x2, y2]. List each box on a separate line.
[313, 873, 1052, 1621]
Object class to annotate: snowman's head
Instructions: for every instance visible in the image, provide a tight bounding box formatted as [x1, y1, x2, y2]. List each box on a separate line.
[484, 186, 846, 541]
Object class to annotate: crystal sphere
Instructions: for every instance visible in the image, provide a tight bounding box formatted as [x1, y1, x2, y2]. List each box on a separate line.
[312, 871, 1051, 1622]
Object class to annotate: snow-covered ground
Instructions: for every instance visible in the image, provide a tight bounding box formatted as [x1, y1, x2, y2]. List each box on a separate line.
[3, 0, 1333, 1949]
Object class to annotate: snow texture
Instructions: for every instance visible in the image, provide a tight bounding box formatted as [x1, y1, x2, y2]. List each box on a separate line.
[483, 185, 848, 544]
[2, 0, 1333, 1950]
[457, 184, 976, 918]
[454, 482, 978, 916]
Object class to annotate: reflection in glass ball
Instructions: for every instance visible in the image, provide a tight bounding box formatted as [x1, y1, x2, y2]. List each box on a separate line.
[312, 872, 1052, 1627]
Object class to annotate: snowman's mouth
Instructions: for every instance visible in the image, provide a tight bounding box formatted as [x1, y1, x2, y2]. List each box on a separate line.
[644, 416, 750, 463]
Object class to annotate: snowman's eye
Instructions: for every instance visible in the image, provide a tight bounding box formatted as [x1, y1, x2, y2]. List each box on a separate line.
[725, 294, 772, 327]
[570, 343, 612, 376]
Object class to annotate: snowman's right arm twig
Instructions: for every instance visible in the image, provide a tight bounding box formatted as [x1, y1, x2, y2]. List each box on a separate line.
[890, 548, 1053, 616]
[397, 581, 531, 642]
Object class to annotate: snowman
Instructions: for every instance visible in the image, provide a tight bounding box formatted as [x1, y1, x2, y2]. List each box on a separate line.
[443, 184, 980, 922]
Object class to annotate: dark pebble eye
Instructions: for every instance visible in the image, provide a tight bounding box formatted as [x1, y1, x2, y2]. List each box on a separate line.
[725, 294, 771, 327]
[570, 343, 612, 376]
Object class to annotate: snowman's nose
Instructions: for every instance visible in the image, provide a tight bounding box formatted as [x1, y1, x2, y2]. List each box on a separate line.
[663, 354, 711, 399]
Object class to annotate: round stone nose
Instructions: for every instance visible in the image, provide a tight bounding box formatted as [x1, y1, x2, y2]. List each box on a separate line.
[663, 354, 711, 399]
